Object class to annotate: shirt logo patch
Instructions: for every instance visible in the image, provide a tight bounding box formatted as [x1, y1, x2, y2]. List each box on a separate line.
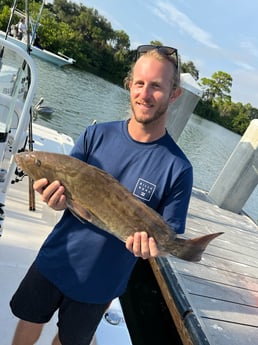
[133, 178, 156, 201]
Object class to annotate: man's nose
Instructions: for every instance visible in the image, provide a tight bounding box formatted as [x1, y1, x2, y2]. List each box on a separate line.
[140, 84, 151, 98]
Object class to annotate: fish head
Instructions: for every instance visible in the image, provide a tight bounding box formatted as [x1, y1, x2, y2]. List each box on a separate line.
[15, 151, 57, 182]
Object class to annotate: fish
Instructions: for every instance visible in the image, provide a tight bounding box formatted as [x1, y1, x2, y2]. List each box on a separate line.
[15, 151, 223, 262]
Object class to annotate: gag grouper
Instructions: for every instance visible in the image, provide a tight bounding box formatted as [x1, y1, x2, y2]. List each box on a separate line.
[15, 151, 223, 261]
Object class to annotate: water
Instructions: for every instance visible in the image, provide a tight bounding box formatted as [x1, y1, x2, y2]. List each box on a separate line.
[33, 59, 130, 139]
[33, 58, 257, 223]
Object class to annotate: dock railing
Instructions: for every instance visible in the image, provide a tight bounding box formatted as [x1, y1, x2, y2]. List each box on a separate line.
[208, 119, 258, 214]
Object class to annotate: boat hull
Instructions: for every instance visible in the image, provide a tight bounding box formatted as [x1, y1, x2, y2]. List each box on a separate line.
[0, 31, 74, 67]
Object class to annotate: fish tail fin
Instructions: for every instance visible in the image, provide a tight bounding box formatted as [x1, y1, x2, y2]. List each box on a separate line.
[174, 232, 223, 262]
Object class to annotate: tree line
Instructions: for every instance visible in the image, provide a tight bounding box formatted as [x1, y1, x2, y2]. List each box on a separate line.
[0, 0, 257, 135]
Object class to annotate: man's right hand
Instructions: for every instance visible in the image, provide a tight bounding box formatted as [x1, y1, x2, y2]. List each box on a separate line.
[33, 178, 66, 211]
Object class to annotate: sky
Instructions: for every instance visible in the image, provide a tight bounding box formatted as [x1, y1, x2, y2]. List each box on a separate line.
[79, 0, 258, 108]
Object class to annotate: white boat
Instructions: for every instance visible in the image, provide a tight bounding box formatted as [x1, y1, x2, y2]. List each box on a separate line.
[0, 32, 75, 66]
[0, 1, 75, 67]
[0, 38, 131, 345]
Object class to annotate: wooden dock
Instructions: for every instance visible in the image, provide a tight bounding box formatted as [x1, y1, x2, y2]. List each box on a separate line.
[150, 187, 258, 345]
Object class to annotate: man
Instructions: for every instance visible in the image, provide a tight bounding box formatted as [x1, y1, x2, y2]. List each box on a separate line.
[17, 18, 26, 40]
[10, 45, 193, 345]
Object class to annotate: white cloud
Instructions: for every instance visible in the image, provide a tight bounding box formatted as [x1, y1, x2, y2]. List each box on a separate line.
[234, 61, 254, 71]
[240, 39, 258, 58]
[231, 70, 258, 107]
[151, 1, 219, 49]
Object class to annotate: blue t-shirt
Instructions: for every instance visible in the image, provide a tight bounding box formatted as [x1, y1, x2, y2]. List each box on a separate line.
[35, 120, 193, 303]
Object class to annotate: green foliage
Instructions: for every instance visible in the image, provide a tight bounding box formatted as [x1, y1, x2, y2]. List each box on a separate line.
[150, 40, 163, 46]
[195, 74, 257, 135]
[231, 112, 250, 134]
[0, 0, 15, 8]
[181, 61, 199, 80]
[49, 0, 131, 83]
[201, 71, 232, 103]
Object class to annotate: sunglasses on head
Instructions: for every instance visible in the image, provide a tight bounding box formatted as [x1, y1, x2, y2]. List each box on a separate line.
[135, 45, 179, 69]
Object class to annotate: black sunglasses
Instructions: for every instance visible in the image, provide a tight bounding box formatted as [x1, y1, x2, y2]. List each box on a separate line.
[135, 45, 179, 69]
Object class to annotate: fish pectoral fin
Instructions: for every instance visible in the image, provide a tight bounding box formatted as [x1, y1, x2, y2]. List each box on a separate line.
[67, 201, 107, 230]
[68, 206, 87, 224]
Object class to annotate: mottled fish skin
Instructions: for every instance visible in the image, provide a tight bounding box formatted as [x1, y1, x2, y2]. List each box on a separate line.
[15, 151, 223, 262]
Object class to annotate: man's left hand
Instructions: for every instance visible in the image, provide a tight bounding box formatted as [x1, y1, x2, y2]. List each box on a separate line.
[125, 232, 160, 259]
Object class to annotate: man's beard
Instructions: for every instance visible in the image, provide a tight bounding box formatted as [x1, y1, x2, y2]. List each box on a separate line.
[131, 102, 169, 125]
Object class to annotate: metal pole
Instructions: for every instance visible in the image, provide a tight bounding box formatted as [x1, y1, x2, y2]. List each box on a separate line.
[25, 0, 36, 211]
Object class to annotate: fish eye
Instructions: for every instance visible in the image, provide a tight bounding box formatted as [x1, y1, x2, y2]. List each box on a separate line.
[35, 159, 41, 167]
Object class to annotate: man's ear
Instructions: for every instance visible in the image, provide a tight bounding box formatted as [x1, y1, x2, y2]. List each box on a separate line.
[170, 87, 182, 103]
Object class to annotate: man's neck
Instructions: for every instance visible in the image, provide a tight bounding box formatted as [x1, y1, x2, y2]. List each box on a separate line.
[127, 118, 166, 143]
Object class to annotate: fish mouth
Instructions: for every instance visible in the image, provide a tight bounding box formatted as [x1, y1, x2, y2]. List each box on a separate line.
[14, 154, 23, 169]
[15, 152, 32, 171]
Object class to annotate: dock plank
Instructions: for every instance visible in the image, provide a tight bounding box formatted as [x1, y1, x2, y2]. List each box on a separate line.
[189, 294, 258, 326]
[168, 259, 258, 292]
[200, 319, 258, 345]
[152, 188, 258, 345]
[180, 275, 258, 308]
[173, 254, 258, 279]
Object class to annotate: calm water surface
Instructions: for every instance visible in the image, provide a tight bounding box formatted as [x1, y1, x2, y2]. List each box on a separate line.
[33, 58, 257, 223]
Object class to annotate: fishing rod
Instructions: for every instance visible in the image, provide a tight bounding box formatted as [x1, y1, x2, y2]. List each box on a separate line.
[23, 0, 36, 211]
[30, 0, 45, 46]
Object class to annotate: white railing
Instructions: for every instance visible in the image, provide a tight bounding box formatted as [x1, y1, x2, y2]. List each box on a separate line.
[0, 38, 37, 233]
